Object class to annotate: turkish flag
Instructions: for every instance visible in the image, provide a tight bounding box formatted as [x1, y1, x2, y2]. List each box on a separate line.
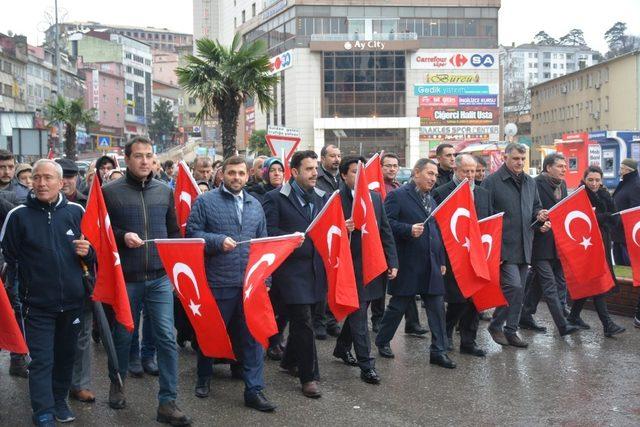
[619, 206, 640, 286]
[432, 180, 490, 297]
[156, 238, 235, 359]
[307, 192, 359, 321]
[81, 177, 134, 332]
[548, 187, 614, 299]
[174, 161, 201, 237]
[0, 280, 28, 354]
[471, 213, 508, 311]
[364, 153, 387, 200]
[243, 233, 305, 348]
[352, 161, 387, 285]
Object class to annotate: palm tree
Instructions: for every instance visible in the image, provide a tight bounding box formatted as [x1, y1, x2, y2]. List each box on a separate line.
[176, 34, 278, 159]
[46, 96, 97, 160]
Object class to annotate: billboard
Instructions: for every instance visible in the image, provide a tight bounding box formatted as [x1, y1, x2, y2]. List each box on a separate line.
[410, 50, 499, 70]
[269, 50, 293, 75]
[414, 84, 498, 96]
[418, 106, 499, 126]
[424, 73, 480, 84]
[419, 95, 498, 108]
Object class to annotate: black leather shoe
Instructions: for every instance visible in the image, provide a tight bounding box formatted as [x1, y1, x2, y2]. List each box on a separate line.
[488, 328, 510, 346]
[333, 349, 358, 366]
[460, 345, 486, 357]
[266, 346, 283, 361]
[559, 324, 580, 337]
[142, 358, 159, 376]
[429, 353, 456, 369]
[604, 323, 626, 337]
[519, 319, 547, 333]
[405, 326, 428, 336]
[377, 345, 394, 358]
[315, 333, 327, 340]
[360, 368, 381, 384]
[245, 391, 276, 412]
[9, 356, 28, 378]
[327, 325, 341, 337]
[567, 317, 591, 330]
[108, 381, 126, 409]
[128, 358, 144, 378]
[505, 333, 528, 348]
[195, 377, 211, 398]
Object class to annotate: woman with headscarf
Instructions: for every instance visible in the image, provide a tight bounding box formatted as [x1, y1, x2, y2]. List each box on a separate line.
[247, 157, 284, 203]
[567, 166, 625, 337]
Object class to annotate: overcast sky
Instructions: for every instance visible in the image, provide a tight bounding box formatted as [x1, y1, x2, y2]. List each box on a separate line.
[1, 0, 638, 53]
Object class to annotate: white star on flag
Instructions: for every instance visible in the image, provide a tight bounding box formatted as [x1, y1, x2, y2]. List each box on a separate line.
[244, 283, 254, 301]
[188, 299, 201, 316]
[462, 237, 471, 251]
[113, 252, 120, 266]
[579, 236, 592, 250]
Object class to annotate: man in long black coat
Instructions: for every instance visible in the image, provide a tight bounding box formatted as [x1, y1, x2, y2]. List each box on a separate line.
[263, 150, 329, 399]
[520, 153, 579, 337]
[333, 156, 398, 384]
[432, 154, 492, 357]
[482, 143, 547, 348]
[375, 159, 455, 369]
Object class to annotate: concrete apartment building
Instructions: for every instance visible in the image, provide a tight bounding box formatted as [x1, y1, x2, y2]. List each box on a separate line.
[73, 31, 153, 139]
[530, 50, 640, 147]
[0, 34, 27, 113]
[48, 22, 193, 54]
[194, 0, 501, 166]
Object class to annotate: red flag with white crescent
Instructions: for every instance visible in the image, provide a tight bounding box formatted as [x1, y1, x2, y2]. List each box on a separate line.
[364, 153, 387, 200]
[0, 279, 28, 354]
[618, 206, 640, 286]
[174, 161, 201, 237]
[307, 191, 359, 321]
[243, 233, 305, 348]
[548, 187, 614, 299]
[432, 180, 490, 297]
[352, 161, 387, 285]
[156, 238, 235, 359]
[81, 177, 134, 332]
[471, 213, 508, 311]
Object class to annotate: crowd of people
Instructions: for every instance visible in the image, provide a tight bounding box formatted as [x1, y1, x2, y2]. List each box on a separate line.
[1, 137, 639, 426]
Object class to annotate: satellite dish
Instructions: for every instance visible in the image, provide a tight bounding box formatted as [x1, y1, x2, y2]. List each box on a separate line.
[505, 123, 518, 137]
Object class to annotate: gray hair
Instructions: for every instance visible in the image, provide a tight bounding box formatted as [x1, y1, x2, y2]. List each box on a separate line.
[455, 154, 477, 168]
[413, 158, 437, 173]
[505, 142, 527, 155]
[193, 156, 213, 168]
[252, 155, 268, 168]
[32, 159, 63, 179]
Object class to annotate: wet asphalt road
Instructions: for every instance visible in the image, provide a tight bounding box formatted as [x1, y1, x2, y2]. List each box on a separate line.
[1, 307, 640, 426]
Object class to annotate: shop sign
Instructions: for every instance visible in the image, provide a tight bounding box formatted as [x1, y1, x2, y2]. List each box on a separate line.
[425, 73, 480, 84]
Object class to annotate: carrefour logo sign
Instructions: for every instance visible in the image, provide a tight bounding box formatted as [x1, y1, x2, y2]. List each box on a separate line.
[411, 50, 498, 70]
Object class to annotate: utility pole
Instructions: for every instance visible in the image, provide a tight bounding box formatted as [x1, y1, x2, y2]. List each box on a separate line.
[54, 0, 63, 156]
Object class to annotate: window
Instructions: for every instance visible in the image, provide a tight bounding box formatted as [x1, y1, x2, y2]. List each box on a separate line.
[242, 10, 246, 23]
[604, 96, 609, 111]
[252, 3, 256, 17]
[234, 17, 237, 28]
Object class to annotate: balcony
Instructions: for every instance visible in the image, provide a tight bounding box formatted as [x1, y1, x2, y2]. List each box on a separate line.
[310, 32, 418, 42]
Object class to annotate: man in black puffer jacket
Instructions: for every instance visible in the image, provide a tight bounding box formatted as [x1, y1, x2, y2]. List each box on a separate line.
[1, 159, 94, 426]
[102, 136, 191, 427]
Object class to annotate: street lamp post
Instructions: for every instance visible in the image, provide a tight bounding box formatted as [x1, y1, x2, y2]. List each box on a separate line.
[54, 0, 63, 156]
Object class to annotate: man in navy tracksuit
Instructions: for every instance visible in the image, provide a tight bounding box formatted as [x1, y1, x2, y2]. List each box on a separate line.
[1, 159, 94, 426]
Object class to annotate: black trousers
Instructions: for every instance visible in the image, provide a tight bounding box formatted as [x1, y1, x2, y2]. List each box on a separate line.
[268, 285, 288, 349]
[335, 301, 374, 370]
[23, 305, 82, 416]
[570, 295, 613, 328]
[371, 295, 421, 331]
[312, 299, 338, 334]
[282, 304, 319, 384]
[445, 301, 479, 347]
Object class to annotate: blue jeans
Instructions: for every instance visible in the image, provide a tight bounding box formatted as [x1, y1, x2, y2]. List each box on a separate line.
[111, 276, 177, 404]
[130, 302, 157, 362]
[196, 287, 265, 398]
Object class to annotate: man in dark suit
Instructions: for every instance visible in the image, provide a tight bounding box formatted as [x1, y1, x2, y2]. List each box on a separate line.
[432, 154, 492, 357]
[520, 153, 579, 337]
[334, 156, 398, 385]
[482, 143, 547, 348]
[263, 151, 329, 398]
[312, 144, 342, 339]
[375, 159, 455, 369]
